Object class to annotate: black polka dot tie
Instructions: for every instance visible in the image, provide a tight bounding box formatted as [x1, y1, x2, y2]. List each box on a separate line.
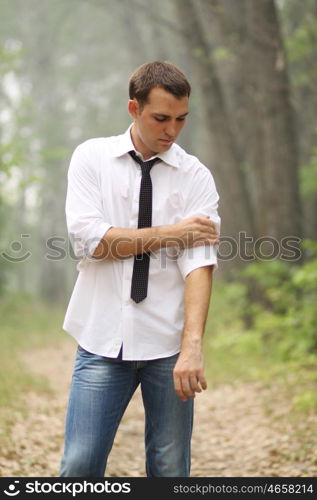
[129, 150, 161, 303]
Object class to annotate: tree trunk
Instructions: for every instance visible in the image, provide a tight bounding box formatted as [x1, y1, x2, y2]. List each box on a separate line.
[174, 0, 255, 257]
[245, 0, 302, 240]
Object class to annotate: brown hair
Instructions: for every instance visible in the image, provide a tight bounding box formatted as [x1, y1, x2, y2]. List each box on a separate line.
[129, 61, 191, 108]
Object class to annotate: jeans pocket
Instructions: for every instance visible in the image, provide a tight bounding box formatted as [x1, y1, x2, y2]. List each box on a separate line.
[77, 344, 92, 356]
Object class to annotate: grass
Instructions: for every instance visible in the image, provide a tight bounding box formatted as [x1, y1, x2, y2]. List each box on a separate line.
[203, 278, 264, 384]
[0, 293, 65, 441]
[1, 281, 316, 430]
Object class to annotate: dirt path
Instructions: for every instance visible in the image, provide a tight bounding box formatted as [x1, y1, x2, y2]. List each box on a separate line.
[1, 338, 317, 477]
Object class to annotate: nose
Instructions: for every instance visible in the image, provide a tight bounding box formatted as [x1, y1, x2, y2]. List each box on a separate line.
[165, 121, 177, 138]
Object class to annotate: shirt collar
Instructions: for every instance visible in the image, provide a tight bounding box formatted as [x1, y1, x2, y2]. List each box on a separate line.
[110, 124, 180, 168]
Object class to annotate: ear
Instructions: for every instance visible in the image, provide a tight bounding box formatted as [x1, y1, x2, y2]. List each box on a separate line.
[128, 99, 139, 119]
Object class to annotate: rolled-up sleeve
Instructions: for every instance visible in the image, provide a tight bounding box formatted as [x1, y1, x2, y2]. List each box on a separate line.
[65, 142, 112, 257]
[177, 165, 220, 279]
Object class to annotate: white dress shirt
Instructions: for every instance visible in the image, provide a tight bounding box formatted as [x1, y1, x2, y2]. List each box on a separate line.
[63, 125, 220, 360]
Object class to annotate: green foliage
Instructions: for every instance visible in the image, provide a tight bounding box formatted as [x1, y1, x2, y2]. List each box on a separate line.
[283, 9, 317, 88]
[213, 47, 232, 62]
[204, 277, 266, 384]
[293, 390, 317, 411]
[242, 243, 317, 365]
[300, 147, 317, 199]
[285, 14, 317, 63]
[0, 40, 22, 75]
[205, 242, 317, 395]
[0, 198, 8, 295]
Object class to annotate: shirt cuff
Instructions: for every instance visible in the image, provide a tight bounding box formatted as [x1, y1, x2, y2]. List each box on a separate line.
[87, 222, 113, 256]
[177, 244, 218, 280]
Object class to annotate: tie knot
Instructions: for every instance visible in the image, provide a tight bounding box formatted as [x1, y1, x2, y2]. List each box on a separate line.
[129, 150, 160, 175]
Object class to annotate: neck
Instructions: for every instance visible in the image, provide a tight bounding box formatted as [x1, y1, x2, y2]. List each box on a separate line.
[130, 124, 155, 160]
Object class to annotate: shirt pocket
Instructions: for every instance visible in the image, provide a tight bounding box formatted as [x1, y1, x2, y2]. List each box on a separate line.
[120, 183, 130, 199]
[154, 190, 184, 225]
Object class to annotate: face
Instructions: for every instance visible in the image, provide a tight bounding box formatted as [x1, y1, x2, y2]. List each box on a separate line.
[128, 86, 189, 159]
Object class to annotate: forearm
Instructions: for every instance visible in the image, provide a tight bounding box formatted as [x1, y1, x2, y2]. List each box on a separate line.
[92, 225, 175, 259]
[173, 265, 214, 401]
[181, 265, 213, 352]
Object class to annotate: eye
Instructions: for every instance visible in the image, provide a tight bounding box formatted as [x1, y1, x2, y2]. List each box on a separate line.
[154, 117, 167, 122]
[176, 117, 186, 122]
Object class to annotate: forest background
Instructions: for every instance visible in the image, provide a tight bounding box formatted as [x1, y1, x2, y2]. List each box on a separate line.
[0, 0, 317, 475]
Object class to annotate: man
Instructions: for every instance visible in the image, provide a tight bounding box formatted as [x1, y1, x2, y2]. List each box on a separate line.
[60, 61, 220, 477]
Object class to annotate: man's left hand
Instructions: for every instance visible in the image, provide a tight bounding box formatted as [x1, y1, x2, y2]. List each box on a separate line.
[173, 350, 207, 402]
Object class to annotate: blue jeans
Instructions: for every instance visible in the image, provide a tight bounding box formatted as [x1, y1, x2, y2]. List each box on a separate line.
[60, 346, 193, 477]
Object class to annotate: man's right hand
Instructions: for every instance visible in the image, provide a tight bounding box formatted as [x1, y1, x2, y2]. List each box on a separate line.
[170, 215, 220, 249]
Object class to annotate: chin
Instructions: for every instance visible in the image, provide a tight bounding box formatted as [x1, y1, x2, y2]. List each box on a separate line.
[158, 142, 172, 151]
